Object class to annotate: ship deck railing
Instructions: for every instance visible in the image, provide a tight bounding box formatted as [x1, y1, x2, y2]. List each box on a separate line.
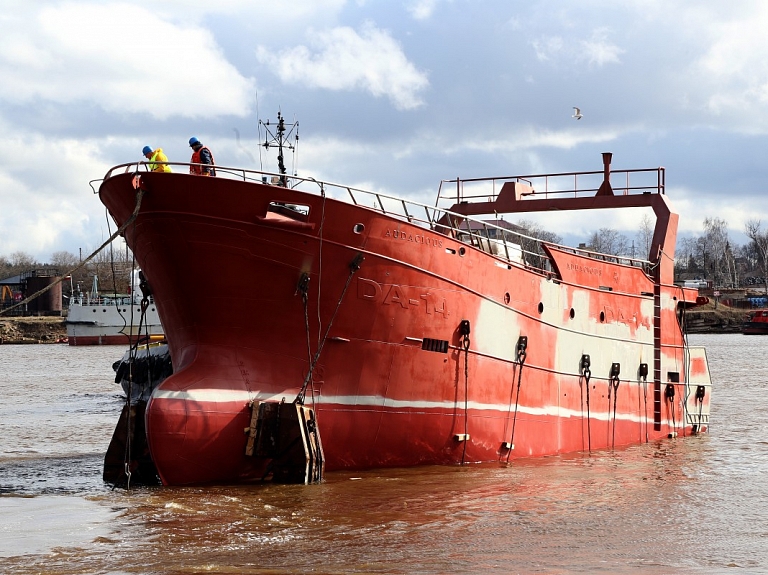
[70, 293, 153, 307]
[98, 162, 656, 278]
[436, 166, 665, 204]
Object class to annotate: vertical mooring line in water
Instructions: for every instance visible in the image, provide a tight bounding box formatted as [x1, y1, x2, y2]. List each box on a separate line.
[459, 320, 471, 465]
[505, 336, 528, 463]
[580, 354, 592, 453]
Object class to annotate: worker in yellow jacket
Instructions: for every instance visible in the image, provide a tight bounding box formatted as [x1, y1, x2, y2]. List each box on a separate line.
[142, 145, 172, 173]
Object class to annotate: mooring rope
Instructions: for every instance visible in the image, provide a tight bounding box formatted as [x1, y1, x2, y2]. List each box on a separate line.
[666, 383, 677, 435]
[580, 355, 592, 453]
[505, 336, 527, 463]
[295, 253, 364, 405]
[0, 185, 146, 316]
[641, 371, 649, 443]
[460, 323, 471, 465]
[611, 373, 620, 449]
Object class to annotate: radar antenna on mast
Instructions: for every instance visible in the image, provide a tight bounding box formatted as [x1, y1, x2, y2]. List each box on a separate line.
[259, 111, 299, 187]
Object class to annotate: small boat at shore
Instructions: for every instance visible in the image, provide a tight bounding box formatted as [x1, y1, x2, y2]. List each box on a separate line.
[66, 274, 163, 346]
[97, 125, 713, 486]
[742, 309, 768, 334]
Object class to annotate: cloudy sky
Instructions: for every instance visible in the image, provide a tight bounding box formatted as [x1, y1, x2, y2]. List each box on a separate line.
[2, 0, 768, 262]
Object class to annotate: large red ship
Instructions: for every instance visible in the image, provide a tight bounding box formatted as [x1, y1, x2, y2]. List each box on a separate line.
[99, 141, 712, 486]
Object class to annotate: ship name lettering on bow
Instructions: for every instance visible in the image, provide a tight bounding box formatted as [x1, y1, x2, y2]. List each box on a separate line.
[357, 278, 448, 315]
[384, 229, 443, 248]
[566, 262, 602, 276]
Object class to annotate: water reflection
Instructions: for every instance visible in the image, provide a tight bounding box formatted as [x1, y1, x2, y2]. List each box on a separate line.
[0, 335, 767, 573]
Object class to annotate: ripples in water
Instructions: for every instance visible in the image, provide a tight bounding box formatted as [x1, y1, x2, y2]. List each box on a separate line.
[0, 335, 767, 573]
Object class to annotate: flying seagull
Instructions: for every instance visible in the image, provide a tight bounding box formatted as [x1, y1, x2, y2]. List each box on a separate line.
[572, 107, 583, 120]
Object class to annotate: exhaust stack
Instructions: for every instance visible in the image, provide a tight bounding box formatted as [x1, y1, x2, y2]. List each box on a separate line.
[596, 152, 614, 196]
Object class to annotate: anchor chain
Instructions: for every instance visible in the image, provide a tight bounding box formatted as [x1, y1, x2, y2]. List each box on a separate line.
[459, 320, 471, 465]
[609, 363, 621, 449]
[665, 382, 677, 435]
[580, 354, 592, 452]
[2, 183, 146, 317]
[506, 335, 528, 462]
[119, 272, 155, 490]
[639, 363, 649, 443]
[296, 253, 364, 405]
[694, 384, 706, 434]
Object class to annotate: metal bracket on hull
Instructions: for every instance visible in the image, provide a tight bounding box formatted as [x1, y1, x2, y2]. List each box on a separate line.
[688, 385, 709, 433]
[244, 400, 324, 484]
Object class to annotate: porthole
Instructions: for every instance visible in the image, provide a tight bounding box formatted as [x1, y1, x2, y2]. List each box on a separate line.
[504, 292, 511, 305]
[538, 302, 544, 314]
[600, 311, 605, 323]
[353, 223, 365, 234]
[569, 308, 575, 319]
[459, 247, 466, 256]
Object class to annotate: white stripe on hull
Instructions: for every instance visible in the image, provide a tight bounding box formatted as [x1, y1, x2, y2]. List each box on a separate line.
[150, 388, 681, 425]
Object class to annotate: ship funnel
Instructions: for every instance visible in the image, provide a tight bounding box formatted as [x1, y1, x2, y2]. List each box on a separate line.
[596, 152, 614, 196]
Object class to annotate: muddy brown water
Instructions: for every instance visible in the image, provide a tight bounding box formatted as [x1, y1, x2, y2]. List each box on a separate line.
[0, 334, 765, 574]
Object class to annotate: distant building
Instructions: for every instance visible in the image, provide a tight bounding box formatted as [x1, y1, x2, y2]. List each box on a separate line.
[1, 274, 23, 314]
[0, 269, 62, 316]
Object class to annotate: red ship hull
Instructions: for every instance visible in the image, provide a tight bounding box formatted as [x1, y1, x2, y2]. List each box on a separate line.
[99, 158, 712, 485]
[743, 310, 768, 334]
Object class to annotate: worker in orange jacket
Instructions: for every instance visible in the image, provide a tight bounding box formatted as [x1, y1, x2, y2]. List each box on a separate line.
[188, 137, 216, 176]
[142, 146, 172, 173]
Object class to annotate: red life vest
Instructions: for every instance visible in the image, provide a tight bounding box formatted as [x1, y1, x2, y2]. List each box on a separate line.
[190, 146, 216, 175]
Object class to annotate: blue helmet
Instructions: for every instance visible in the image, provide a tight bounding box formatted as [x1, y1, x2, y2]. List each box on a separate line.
[142, 145, 152, 155]
[189, 136, 200, 147]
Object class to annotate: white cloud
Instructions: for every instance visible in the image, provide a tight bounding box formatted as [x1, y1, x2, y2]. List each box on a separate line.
[5, 0, 768, 263]
[0, 128, 110, 259]
[403, 127, 621, 158]
[407, 0, 442, 20]
[690, 7, 768, 118]
[0, 3, 255, 119]
[156, 0, 346, 21]
[579, 29, 623, 66]
[532, 36, 564, 62]
[532, 30, 621, 67]
[257, 23, 429, 110]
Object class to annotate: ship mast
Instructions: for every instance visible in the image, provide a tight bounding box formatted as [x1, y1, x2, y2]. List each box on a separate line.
[259, 111, 299, 187]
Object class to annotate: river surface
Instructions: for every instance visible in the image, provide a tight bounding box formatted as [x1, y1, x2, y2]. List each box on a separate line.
[0, 334, 764, 574]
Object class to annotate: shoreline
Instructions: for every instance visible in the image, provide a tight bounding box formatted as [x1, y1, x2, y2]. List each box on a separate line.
[683, 304, 746, 334]
[0, 316, 68, 344]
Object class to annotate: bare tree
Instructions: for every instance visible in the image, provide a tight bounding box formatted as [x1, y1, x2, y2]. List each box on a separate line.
[10, 251, 36, 269]
[587, 227, 629, 256]
[0, 251, 39, 279]
[515, 220, 563, 270]
[87, 241, 135, 295]
[49, 251, 89, 303]
[675, 237, 700, 275]
[745, 219, 768, 295]
[50, 250, 80, 270]
[515, 220, 562, 245]
[0, 255, 10, 280]
[636, 213, 654, 259]
[702, 217, 731, 288]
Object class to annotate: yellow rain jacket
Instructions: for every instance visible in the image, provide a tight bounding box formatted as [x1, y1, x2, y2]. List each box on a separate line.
[149, 149, 172, 173]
